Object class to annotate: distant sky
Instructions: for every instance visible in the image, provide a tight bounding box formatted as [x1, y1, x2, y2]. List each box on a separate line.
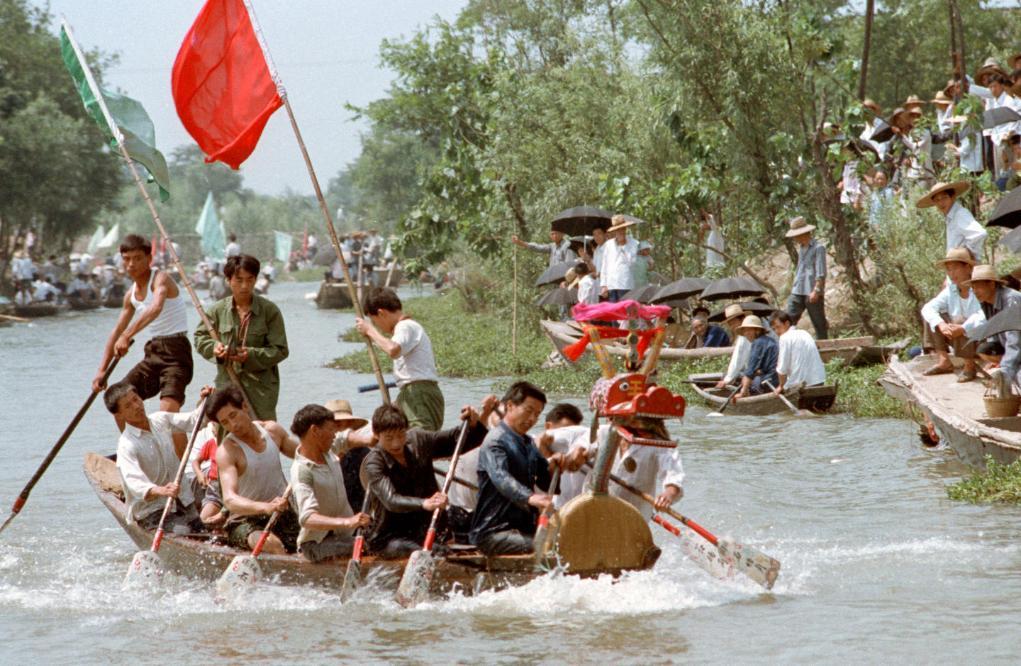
[38, 1, 467, 195]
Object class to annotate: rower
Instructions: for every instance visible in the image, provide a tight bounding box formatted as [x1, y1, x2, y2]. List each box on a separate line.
[735, 315, 779, 398]
[362, 400, 494, 558]
[535, 403, 591, 509]
[469, 382, 566, 556]
[208, 385, 300, 555]
[769, 311, 826, 394]
[105, 381, 212, 531]
[715, 304, 751, 389]
[290, 404, 371, 563]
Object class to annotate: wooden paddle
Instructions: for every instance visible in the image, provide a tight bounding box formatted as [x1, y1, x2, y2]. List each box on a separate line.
[216, 484, 293, 597]
[706, 384, 742, 418]
[124, 399, 208, 585]
[604, 470, 780, 590]
[762, 380, 814, 417]
[0, 350, 127, 537]
[532, 467, 562, 564]
[0, 313, 30, 322]
[339, 490, 373, 602]
[395, 420, 471, 608]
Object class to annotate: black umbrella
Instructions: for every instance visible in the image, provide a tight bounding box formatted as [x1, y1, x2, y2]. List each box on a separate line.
[621, 284, 662, 304]
[699, 276, 768, 301]
[984, 106, 1021, 130]
[1000, 225, 1021, 254]
[967, 302, 1021, 342]
[870, 119, 894, 143]
[551, 206, 613, 236]
[534, 261, 576, 287]
[652, 277, 710, 303]
[535, 287, 578, 307]
[707, 301, 776, 323]
[987, 186, 1021, 229]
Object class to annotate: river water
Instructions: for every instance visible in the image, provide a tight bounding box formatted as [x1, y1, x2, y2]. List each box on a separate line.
[0, 281, 1018, 663]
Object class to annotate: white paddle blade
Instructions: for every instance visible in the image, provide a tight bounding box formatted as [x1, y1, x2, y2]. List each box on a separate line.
[717, 538, 781, 590]
[395, 549, 435, 608]
[124, 550, 164, 587]
[216, 555, 262, 598]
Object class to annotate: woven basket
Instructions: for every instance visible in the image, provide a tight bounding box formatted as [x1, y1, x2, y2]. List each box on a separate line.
[984, 395, 1021, 418]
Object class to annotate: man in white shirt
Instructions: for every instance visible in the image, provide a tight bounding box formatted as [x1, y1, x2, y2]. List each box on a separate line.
[920, 247, 981, 382]
[105, 381, 212, 530]
[715, 303, 751, 389]
[225, 234, 241, 258]
[574, 262, 598, 305]
[599, 215, 639, 302]
[769, 311, 826, 393]
[915, 180, 986, 259]
[356, 288, 444, 431]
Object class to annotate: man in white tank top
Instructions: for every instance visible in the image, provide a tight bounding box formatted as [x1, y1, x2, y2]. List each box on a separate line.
[93, 235, 193, 428]
[208, 385, 300, 554]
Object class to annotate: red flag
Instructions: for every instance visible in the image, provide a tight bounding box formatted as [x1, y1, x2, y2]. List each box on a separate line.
[172, 0, 283, 169]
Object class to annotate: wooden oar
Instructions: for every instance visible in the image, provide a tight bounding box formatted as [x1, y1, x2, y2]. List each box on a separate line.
[762, 380, 814, 417]
[339, 490, 373, 602]
[705, 384, 742, 418]
[124, 399, 207, 585]
[395, 420, 471, 608]
[0, 313, 30, 322]
[604, 470, 780, 590]
[216, 484, 293, 597]
[0, 350, 126, 537]
[532, 467, 561, 563]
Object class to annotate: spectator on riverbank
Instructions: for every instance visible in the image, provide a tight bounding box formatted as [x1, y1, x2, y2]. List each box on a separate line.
[784, 216, 828, 340]
[512, 227, 576, 268]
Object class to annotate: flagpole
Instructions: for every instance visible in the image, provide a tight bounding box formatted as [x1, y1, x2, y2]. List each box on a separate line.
[242, 0, 391, 405]
[61, 18, 257, 416]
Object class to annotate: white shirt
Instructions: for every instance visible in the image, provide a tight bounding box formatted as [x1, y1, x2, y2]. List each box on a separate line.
[921, 282, 982, 330]
[392, 319, 439, 386]
[32, 281, 59, 301]
[540, 425, 591, 510]
[291, 450, 355, 547]
[576, 274, 598, 305]
[116, 410, 198, 522]
[945, 201, 987, 260]
[840, 161, 862, 205]
[12, 257, 35, 280]
[706, 215, 725, 268]
[591, 242, 607, 291]
[723, 334, 751, 383]
[225, 241, 241, 258]
[776, 328, 826, 387]
[598, 237, 639, 291]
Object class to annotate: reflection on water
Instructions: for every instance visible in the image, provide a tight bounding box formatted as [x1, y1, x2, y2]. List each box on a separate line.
[1, 282, 1020, 662]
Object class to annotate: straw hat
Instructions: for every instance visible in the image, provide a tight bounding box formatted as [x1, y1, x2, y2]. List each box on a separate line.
[723, 303, 746, 323]
[934, 247, 976, 267]
[785, 216, 815, 238]
[915, 180, 971, 208]
[862, 98, 881, 115]
[889, 106, 916, 127]
[976, 57, 1008, 86]
[324, 399, 368, 430]
[903, 94, 925, 109]
[963, 264, 1005, 286]
[931, 91, 952, 106]
[735, 315, 766, 333]
[607, 214, 638, 234]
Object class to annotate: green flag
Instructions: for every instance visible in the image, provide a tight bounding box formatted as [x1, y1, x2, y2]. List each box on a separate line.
[274, 231, 293, 263]
[60, 26, 171, 202]
[195, 192, 225, 260]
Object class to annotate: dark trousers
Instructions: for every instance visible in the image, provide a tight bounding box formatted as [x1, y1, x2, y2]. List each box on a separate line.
[786, 293, 829, 340]
[299, 533, 356, 563]
[607, 289, 629, 303]
[477, 529, 533, 556]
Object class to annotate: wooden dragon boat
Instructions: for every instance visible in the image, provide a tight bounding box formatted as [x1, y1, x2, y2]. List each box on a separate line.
[687, 373, 838, 416]
[878, 355, 1021, 467]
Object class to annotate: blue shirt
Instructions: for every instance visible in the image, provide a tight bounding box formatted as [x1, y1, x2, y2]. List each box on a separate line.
[702, 324, 731, 348]
[792, 239, 826, 296]
[469, 421, 553, 544]
[742, 334, 779, 386]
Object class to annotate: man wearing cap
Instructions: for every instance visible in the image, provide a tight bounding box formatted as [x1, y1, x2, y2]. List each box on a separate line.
[769, 311, 826, 393]
[784, 216, 829, 340]
[920, 248, 981, 381]
[715, 303, 752, 390]
[511, 228, 577, 268]
[735, 315, 779, 398]
[915, 180, 986, 260]
[964, 265, 1021, 387]
[598, 215, 639, 303]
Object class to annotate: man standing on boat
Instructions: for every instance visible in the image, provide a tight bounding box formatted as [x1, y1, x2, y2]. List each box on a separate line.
[920, 248, 982, 382]
[915, 181, 987, 260]
[769, 311, 826, 393]
[511, 227, 576, 268]
[735, 315, 780, 398]
[208, 386, 300, 555]
[356, 288, 445, 431]
[599, 215, 639, 303]
[784, 217, 829, 340]
[289, 404, 371, 563]
[93, 235, 193, 429]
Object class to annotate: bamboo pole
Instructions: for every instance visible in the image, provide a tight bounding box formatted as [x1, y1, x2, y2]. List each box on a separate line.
[242, 0, 390, 404]
[858, 0, 874, 100]
[512, 243, 518, 363]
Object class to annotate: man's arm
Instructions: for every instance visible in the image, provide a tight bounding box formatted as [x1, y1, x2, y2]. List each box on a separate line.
[242, 302, 289, 371]
[478, 441, 533, 509]
[920, 287, 951, 331]
[193, 304, 221, 362]
[511, 236, 552, 254]
[363, 451, 430, 513]
[217, 445, 284, 517]
[262, 420, 298, 458]
[354, 318, 402, 359]
[93, 293, 136, 392]
[118, 271, 172, 346]
[292, 462, 369, 531]
[654, 449, 684, 509]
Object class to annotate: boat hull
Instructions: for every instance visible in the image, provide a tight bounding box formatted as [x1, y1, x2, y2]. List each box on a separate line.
[688, 373, 838, 416]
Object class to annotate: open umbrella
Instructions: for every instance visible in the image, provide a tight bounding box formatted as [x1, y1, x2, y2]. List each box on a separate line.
[535, 288, 578, 307]
[534, 261, 576, 287]
[551, 206, 613, 236]
[652, 277, 710, 303]
[707, 301, 776, 323]
[869, 119, 894, 143]
[999, 225, 1021, 254]
[967, 302, 1021, 342]
[984, 106, 1021, 130]
[987, 186, 1021, 229]
[622, 284, 662, 304]
[699, 276, 768, 301]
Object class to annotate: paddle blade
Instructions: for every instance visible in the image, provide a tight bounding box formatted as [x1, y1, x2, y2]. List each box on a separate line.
[216, 555, 262, 598]
[339, 558, 362, 603]
[717, 538, 781, 590]
[395, 548, 436, 608]
[0, 511, 17, 536]
[124, 550, 165, 587]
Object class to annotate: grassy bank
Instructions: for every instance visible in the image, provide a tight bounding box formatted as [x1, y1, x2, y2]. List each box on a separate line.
[330, 292, 906, 417]
[947, 457, 1021, 504]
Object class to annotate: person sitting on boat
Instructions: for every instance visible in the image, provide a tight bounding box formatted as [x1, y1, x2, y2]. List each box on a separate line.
[534, 403, 590, 510]
[920, 247, 981, 382]
[191, 425, 226, 529]
[469, 381, 566, 556]
[67, 273, 97, 301]
[735, 315, 779, 398]
[715, 304, 752, 389]
[105, 381, 213, 531]
[964, 265, 1021, 384]
[356, 288, 444, 431]
[363, 399, 495, 558]
[208, 385, 301, 555]
[325, 399, 373, 512]
[289, 404, 372, 563]
[31, 277, 61, 303]
[690, 315, 730, 348]
[769, 311, 826, 393]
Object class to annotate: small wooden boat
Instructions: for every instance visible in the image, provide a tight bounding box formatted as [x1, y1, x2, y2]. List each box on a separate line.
[13, 302, 65, 318]
[542, 319, 875, 365]
[315, 280, 354, 309]
[68, 295, 101, 311]
[687, 372, 838, 416]
[879, 355, 1021, 466]
[376, 265, 403, 287]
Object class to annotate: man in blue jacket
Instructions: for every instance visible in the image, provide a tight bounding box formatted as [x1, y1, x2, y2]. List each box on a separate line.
[735, 315, 780, 398]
